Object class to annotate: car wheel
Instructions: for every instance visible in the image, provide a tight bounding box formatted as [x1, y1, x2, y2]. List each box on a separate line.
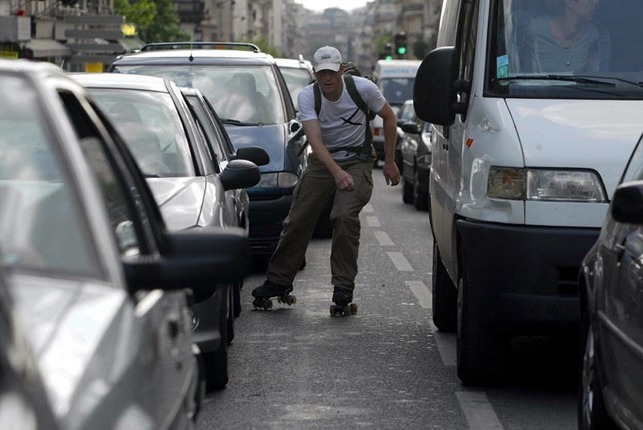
[233, 281, 242, 318]
[413, 169, 429, 211]
[205, 291, 230, 391]
[227, 287, 235, 344]
[578, 319, 618, 430]
[402, 179, 414, 204]
[432, 242, 457, 332]
[457, 269, 508, 385]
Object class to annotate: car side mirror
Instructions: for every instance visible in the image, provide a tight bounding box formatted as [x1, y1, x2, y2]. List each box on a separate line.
[236, 146, 270, 166]
[400, 122, 421, 134]
[612, 181, 643, 224]
[123, 227, 249, 297]
[220, 159, 260, 190]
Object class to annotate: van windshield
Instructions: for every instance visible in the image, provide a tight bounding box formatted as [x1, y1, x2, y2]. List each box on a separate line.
[380, 77, 415, 106]
[488, 0, 643, 99]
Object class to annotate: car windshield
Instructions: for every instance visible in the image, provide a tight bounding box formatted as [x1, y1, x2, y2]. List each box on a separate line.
[112, 65, 285, 125]
[489, 0, 643, 99]
[89, 89, 195, 178]
[380, 77, 415, 106]
[0, 74, 99, 276]
[278, 66, 313, 110]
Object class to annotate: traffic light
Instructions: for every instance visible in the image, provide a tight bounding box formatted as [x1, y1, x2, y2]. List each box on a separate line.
[394, 32, 407, 57]
[384, 43, 393, 60]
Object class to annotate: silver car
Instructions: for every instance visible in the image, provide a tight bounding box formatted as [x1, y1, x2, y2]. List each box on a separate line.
[0, 59, 248, 429]
[71, 72, 261, 391]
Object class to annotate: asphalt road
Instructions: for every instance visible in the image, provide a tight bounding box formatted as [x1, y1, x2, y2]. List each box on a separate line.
[197, 166, 579, 430]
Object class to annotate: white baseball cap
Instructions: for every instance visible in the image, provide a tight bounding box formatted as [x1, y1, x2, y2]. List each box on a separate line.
[313, 46, 342, 73]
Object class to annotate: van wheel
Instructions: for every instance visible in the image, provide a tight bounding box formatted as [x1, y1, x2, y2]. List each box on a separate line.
[457, 273, 508, 385]
[578, 317, 618, 429]
[432, 242, 457, 332]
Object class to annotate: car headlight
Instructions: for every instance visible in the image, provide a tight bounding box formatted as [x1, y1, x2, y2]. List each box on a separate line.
[256, 172, 299, 188]
[487, 167, 607, 202]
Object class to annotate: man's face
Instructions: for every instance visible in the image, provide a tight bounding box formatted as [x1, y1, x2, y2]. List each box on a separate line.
[314, 66, 344, 96]
[569, 0, 599, 22]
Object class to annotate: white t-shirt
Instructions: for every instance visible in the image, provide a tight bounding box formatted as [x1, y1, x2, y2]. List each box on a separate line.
[298, 76, 386, 160]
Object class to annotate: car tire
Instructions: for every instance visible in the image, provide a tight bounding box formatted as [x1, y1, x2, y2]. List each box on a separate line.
[578, 317, 618, 430]
[205, 291, 230, 391]
[233, 281, 242, 318]
[227, 287, 235, 345]
[457, 268, 508, 385]
[402, 179, 414, 204]
[413, 169, 429, 211]
[432, 243, 457, 332]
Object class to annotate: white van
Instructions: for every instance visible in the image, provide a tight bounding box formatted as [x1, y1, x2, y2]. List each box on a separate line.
[371, 59, 421, 160]
[414, 0, 643, 384]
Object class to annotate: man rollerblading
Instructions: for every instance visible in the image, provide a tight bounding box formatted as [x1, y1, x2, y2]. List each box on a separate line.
[252, 280, 296, 310]
[330, 286, 357, 317]
[252, 46, 399, 315]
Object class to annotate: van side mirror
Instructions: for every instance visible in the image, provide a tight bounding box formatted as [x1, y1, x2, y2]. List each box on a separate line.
[612, 181, 643, 224]
[414, 47, 464, 126]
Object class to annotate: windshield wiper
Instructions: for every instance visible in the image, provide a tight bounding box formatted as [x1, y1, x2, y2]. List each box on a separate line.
[497, 75, 616, 87]
[221, 118, 262, 126]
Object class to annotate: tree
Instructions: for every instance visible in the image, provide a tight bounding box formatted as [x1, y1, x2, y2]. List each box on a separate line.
[114, 0, 188, 43]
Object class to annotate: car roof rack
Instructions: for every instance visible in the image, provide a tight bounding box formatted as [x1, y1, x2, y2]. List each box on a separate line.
[140, 42, 262, 53]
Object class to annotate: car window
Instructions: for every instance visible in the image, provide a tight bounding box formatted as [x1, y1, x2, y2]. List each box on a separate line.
[88, 89, 196, 178]
[278, 67, 313, 109]
[185, 95, 225, 172]
[398, 103, 416, 122]
[0, 75, 100, 277]
[380, 78, 415, 106]
[113, 65, 286, 125]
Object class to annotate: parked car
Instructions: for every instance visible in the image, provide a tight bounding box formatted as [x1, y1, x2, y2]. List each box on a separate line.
[0, 265, 58, 430]
[71, 72, 261, 390]
[274, 55, 314, 111]
[370, 59, 421, 161]
[579, 134, 643, 430]
[0, 59, 249, 428]
[109, 42, 309, 259]
[396, 99, 430, 211]
[180, 86, 269, 316]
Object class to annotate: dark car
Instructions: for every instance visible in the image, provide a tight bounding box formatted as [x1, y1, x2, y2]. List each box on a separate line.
[109, 42, 309, 259]
[71, 72, 261, 390]
[0, 58, 248, 428]
[396, 100, 431, 211]
[579, 134, 643, 429]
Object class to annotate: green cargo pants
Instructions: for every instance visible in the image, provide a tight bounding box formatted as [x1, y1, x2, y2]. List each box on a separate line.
[266, 151, 375, 291]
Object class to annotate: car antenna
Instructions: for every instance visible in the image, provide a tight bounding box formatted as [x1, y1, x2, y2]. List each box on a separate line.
[189, 32, 194, 62]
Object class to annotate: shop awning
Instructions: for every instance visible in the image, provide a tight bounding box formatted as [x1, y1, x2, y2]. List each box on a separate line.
[25, 39, 70, 58]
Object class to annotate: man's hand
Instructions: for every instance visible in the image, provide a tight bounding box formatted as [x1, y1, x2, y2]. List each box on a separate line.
[383, 160, 400, 186]
[334, 169, 355, 191]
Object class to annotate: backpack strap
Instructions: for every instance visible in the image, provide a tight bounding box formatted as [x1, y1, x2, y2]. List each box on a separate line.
[312, 76, 376, 162]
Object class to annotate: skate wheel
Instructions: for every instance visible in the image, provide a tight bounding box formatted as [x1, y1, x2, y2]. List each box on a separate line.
[253, 298, 272, 310]
[330, 304, 338, 316]
[278, 295, 296, 306]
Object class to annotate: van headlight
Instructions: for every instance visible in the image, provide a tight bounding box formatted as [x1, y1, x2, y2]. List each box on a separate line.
[256, 172, 299, 188]
[487, 167, 607, 202]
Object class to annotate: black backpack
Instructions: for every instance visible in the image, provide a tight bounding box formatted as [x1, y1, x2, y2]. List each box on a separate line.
[312, 74, 376, 162]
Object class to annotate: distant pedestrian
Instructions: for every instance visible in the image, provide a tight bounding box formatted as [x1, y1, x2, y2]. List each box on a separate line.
[252, 45, 400, 315]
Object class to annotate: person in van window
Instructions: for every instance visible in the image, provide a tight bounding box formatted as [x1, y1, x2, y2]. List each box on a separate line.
[521, 0, 610, 73]
[252, 46, 399, 314]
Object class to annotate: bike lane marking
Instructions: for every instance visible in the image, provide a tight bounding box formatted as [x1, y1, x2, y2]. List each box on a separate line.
[366, 215, 381, 227]
[387, 251, 413, 271]
[373, 231, 394, 246]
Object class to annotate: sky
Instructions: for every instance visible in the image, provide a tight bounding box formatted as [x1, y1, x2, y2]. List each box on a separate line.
[298, 0, 369, 12]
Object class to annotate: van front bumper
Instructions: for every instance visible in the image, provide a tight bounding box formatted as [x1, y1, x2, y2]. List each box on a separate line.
[456, 219, 599, 334]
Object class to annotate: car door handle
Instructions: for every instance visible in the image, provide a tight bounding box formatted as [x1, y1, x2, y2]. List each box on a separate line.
[168, 318, 180, 339]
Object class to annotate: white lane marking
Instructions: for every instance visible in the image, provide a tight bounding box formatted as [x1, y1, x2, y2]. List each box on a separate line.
[456, 391, 505, 430]
[366, 216, 381, 227]
[374, 231, 394, 246]
[387, 252, 413, 271]
[362, 203, 374, 213]
[406, 280, 431, 309]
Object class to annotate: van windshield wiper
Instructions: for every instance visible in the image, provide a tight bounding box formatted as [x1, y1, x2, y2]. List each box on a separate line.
[497, 75, 616, 87]
[220, 118, 262, 126]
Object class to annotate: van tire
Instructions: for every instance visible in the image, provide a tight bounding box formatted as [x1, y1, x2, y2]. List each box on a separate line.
[402, 180, 414, 204]
[432, 243, 457, 332]
[457, 273, 508, 386]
